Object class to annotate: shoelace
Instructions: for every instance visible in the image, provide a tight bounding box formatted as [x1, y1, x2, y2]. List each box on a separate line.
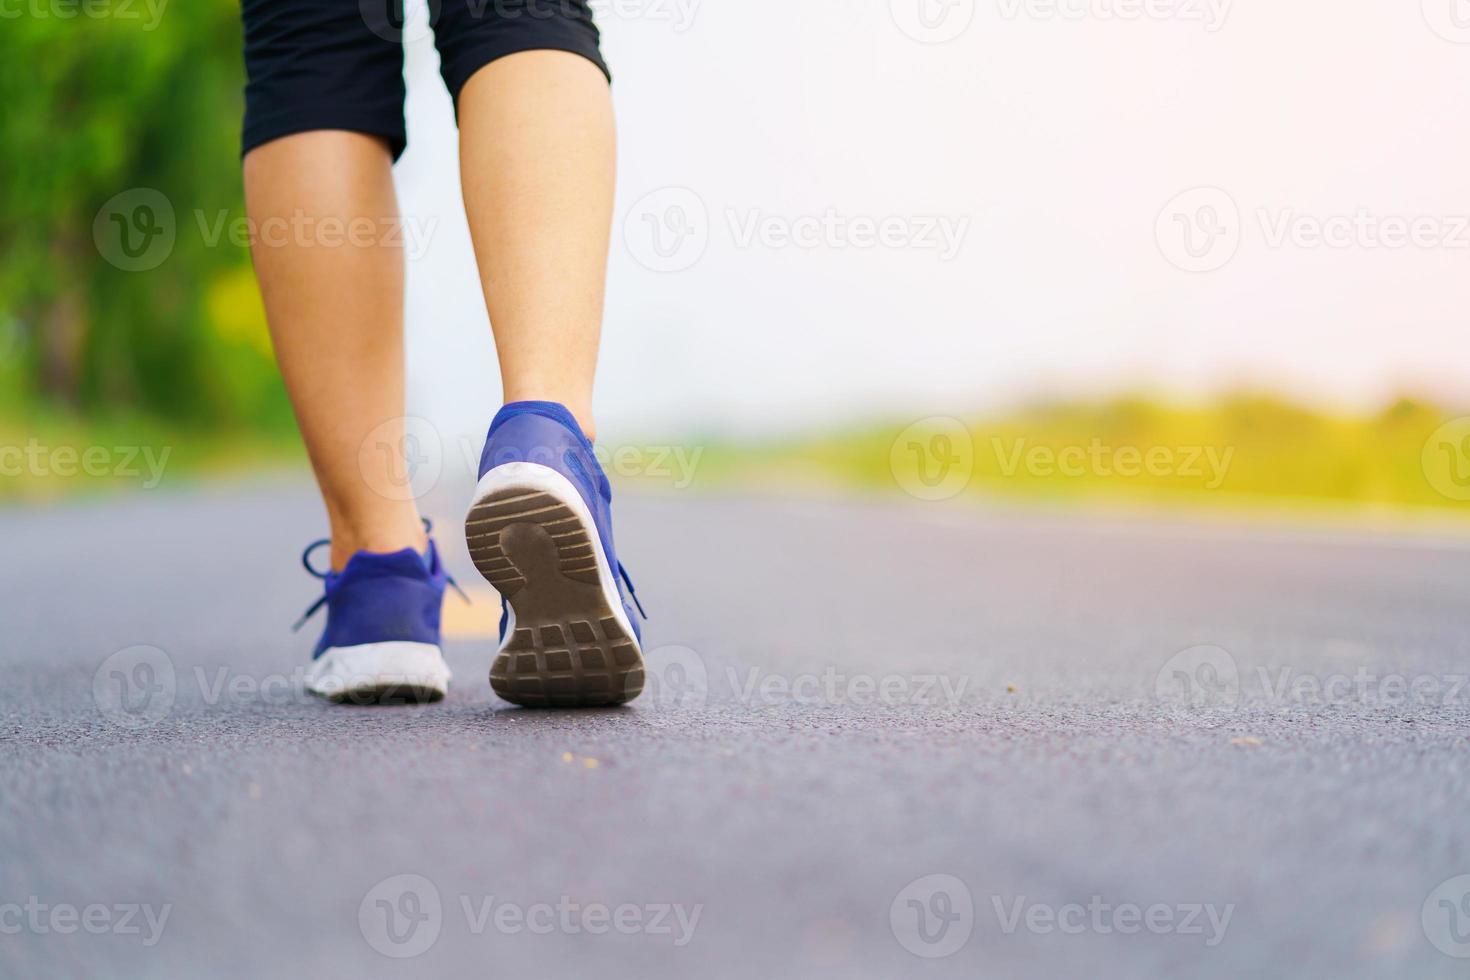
[618, 561, 648, 620]
[291, 519, 468, 632]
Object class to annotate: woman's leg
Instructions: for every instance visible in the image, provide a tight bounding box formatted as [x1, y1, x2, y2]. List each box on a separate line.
[456, 50, 617, 440]
[244, 131, 426, 570]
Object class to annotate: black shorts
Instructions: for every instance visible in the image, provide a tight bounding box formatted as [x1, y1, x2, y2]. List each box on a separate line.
[241, 0, 609, 161]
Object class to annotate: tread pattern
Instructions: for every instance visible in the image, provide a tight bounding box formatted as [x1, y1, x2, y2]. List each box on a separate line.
[467, 487, 644, 707]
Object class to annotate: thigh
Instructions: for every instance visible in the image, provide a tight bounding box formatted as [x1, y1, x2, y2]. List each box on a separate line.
[242, 0, 409, 160]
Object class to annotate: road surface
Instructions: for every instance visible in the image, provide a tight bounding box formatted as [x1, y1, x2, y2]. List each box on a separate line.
[2, 480, 1469, 978]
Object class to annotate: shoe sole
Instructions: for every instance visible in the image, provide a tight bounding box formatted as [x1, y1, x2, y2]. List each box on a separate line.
[305, 642, 451, 705]
[465, 462, 645, 708]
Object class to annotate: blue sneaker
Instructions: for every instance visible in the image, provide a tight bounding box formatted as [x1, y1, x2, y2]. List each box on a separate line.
[295, 523, 457, 704]
[465, 401, 647, 707]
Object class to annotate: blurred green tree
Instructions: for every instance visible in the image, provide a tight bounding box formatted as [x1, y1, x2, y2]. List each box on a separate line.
[0, 0, 291, 430]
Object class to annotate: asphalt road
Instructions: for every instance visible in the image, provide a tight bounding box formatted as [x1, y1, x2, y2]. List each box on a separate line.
[3, 480, 1469, 979]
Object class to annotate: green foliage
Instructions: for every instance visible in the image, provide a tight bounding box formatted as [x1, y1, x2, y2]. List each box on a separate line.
[0, 0, 291, 430]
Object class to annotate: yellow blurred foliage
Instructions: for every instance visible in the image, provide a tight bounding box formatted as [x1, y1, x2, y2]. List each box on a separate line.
[205, 264, 273, 360]
[691, 394, 1470, 517]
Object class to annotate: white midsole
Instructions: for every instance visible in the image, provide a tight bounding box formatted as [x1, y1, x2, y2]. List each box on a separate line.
[466, 461, 640, 656]
[305, 641, 452, 697]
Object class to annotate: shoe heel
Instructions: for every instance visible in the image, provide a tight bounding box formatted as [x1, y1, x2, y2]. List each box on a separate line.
[466, 464, 644, 707]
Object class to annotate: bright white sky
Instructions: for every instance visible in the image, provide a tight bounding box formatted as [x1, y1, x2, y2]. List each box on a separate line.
[393, 0, 1470, 442]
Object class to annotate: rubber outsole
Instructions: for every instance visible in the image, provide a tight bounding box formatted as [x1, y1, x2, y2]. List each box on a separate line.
[313, 683, 445, 706]
[304, 642, 452, 707]
[466, 479, 644, 708]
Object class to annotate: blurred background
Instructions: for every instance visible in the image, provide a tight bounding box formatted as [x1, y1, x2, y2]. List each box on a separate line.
[4, 0, 1470, 519]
